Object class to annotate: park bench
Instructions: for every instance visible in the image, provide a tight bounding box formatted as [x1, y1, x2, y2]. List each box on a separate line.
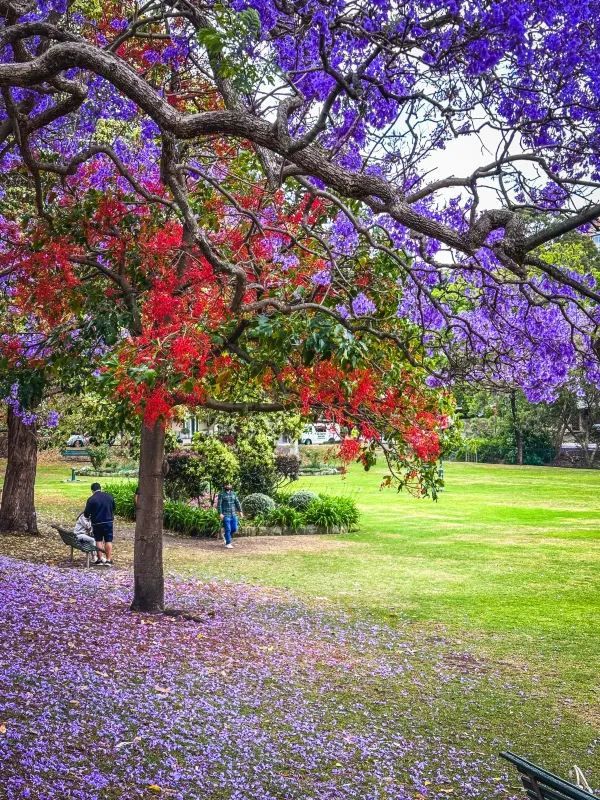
[51, 524, 104, 568]
[61, 447, 90, 461]
[501, 752, 597, 800]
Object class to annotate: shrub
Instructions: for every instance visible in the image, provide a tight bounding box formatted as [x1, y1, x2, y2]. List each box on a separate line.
[275, 453, 301, 485]
[104, 481, 136, 520]
[191, 435, 239, 500]
[304, 495, 359, 530]
[286, 490, 319, 511]
[164, 451, 208, 501]
[88, 444, 109, 471]
[259, 505, 303, 530]
[104, 481, 220, 536]
[238, 462, 277, 497]
[307, 450, 323, 469]
[272, 489, 291, 505]
[163, 501, 220, 537]
[242, 493, 275, 519]
[235, 433, 277, 496]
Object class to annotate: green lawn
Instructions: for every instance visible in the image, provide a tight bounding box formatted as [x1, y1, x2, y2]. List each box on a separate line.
[3, 458, 599, 781]
[26, 459, 600, 701]
[165, 461, 600, 705]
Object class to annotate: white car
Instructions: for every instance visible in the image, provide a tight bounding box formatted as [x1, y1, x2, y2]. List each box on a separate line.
[66, 434, 89, 447]
[300, 424, 341, 445]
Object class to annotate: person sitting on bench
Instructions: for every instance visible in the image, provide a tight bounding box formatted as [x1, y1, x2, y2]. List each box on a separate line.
[73, 513, 96, 546]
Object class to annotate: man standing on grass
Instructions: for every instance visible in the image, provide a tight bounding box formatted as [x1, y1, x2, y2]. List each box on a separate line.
[84, 482, 116, 566]
[217, 483, 243, 549]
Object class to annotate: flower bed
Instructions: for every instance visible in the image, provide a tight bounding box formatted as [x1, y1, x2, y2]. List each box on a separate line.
[75, 468, 139, 478]
[105, 483, 359, 538]
[235, 524, 346, 537]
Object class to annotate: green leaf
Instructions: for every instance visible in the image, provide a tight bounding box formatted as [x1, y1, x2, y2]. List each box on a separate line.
[197, 27, 225, 56]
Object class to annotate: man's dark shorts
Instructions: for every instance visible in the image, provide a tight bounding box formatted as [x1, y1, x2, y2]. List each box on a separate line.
[93, 523, 114, 543]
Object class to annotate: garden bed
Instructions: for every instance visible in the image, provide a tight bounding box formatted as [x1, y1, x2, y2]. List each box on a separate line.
[105, 483, 359, 539]
[75, 468, 138, 478]
[298, 466, 341, 476]
[216, 523, 345, 537]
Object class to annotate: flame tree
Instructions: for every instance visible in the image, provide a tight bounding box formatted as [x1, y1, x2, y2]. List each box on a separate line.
[1, 160, 453, 609]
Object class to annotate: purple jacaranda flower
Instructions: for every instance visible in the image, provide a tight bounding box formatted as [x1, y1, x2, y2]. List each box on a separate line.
[276, 253, 299, 271]
[311, 268, 332, 286]
[142, 50, 161, 65]
[109, 18, 128, 31]
[351, 293, 376, 317]
[331, 212, 359, 256]
[45, 411, 60, 428]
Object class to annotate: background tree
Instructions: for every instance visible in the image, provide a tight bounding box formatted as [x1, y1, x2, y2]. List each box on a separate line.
[189, 436, 240, 503]
[193, 410, 303, 495]
[38, 392, 141, 455]
[457, 390, 557, 466]
[0, 214, 114, 534]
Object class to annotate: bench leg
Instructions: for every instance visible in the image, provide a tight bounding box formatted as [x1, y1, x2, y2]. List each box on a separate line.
[70, 546, 74, 563]
[86, 552, 90, 569]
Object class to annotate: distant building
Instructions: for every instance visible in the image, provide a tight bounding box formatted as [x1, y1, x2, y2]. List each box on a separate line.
[172, 414, 211, 444]
[173, 413, 298, 455]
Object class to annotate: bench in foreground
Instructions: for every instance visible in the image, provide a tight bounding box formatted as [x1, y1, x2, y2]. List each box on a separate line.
[51, 524, 104, 568]
[501, 751, 597, 800]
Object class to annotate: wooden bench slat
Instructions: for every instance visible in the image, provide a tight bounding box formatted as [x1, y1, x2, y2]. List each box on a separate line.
[522, 777, 574, 800]
[501, 752, 598, 800]
[51, 525, 101, 554]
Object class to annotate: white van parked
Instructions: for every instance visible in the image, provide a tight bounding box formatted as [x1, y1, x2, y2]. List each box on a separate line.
[300, 423, 341, 445]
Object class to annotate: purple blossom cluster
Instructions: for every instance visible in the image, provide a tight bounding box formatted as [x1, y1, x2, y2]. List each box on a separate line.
[396, 258, 600, 402]
[351, 293, 377, 317]
[2, 384, 60, 428]
[0, 555, 528, 800]
[330, 213, 360, 256]
[3, 384, 36, 426]
[311, 268, 332, 287]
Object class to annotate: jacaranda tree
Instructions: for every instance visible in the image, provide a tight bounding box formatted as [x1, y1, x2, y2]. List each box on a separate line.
[2, 0, 600, 611]
[0, 209, 113, 532]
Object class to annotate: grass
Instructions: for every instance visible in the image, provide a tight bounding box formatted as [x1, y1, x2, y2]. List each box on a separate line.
[2, 457, 599, 786]
[165, 462, 600, 706]
[17, 461, 600, 686]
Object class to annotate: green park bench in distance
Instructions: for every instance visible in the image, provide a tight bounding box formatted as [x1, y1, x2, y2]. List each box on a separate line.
[61, 447, 91, 460]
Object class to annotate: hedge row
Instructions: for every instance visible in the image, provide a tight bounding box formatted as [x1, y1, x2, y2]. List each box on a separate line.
[104, 481, 220, 538]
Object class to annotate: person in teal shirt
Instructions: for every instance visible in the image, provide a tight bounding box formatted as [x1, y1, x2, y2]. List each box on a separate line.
[216, 483, 243, 548]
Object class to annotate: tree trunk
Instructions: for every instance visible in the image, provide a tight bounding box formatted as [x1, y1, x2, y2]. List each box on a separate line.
[510, 391, 524, 466]
[572, 409, 594, 468]
[131, 421, 165, 613]
[0, 407, 39, 534]
[516, 429, 524, 466]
